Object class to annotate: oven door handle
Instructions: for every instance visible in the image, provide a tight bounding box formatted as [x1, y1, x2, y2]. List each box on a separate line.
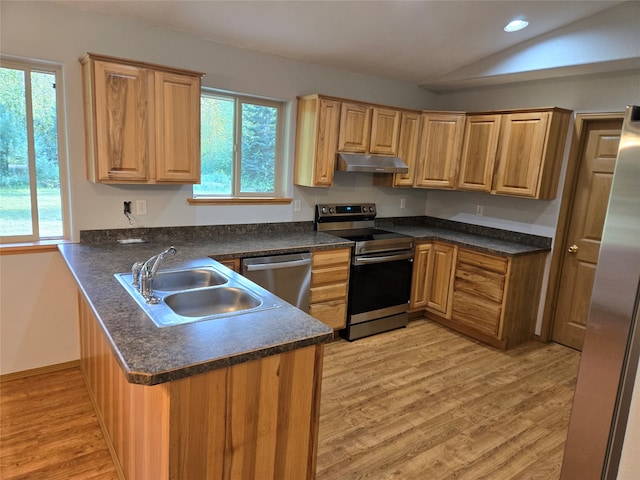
[352, 251, 414, 265]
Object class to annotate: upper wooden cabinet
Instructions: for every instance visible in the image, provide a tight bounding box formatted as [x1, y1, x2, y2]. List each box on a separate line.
[294, 95, 341, 187]
[457, 114, 501, 192]
[338, 102, 401, 155]
[415, 112, 465, 189]
[80, 53, 203, 184]
[493, 109, 570, 198]
[372, 111, 421, 188]
[458, 108, 571, 198]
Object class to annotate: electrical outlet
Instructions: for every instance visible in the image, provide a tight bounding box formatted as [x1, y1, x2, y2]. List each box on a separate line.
[293, 199, 301, 212]
[476, 205, 484, 216]
[136, 200, 147, 215]
[400, 197, 406, 209]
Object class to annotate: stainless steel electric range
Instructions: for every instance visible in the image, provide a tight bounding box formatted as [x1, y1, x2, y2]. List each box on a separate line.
[315, 203, 414, 340]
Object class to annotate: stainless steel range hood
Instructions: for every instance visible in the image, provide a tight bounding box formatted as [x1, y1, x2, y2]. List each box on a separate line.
[336, 153, 409, 174]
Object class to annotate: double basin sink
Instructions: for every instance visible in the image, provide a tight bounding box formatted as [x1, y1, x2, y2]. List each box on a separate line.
[115, 264, 285, 327]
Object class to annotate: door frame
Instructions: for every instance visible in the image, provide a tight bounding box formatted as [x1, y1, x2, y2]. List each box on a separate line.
[538, 112, 625, 341]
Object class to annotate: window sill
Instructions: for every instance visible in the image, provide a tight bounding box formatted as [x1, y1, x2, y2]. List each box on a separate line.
[188, 197, 293, 206]
[0, 239, 72, 255]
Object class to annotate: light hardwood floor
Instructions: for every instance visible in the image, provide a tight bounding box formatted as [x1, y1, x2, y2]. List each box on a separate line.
[1, 319, 580, 479]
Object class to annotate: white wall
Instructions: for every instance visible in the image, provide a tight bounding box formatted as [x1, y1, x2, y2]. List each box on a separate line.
[0, 252, 79, 375]
[1, 0, 435, 239]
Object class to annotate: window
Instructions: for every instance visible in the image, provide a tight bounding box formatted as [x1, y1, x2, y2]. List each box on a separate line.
[194, 90, 284, 199]
[0, 58, 68, 242]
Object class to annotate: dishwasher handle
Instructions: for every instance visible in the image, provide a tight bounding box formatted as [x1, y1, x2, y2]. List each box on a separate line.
[243, 257, 312, 272]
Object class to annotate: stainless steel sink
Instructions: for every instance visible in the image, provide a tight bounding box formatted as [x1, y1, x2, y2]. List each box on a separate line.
[152, 267, 228, 291]
[164, 287, 262, 317]
[114, 263, 285, 328]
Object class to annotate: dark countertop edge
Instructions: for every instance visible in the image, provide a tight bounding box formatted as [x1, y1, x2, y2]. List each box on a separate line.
[127, 332, 334, 386]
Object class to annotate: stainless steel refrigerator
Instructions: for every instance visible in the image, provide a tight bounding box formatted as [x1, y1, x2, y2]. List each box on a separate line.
[561, 105, 640, 479]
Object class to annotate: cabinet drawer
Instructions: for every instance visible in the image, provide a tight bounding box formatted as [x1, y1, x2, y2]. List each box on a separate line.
[312, 249, 351, 268]
[311, 265, 349, 287]
[457, 249, 507, 274]
[309, 301, 346, 330]
[452, 291, 502, 337]
[454, 264, 505, 304]
[310, 283, 348, 303]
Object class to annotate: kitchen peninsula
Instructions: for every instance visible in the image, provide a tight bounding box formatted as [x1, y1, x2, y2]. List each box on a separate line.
[58, 218, 550, 479]
[59, 227, 346, 480]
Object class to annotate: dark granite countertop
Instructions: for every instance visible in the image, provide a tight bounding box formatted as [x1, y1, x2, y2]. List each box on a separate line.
[59, 230, 348, 386]
[62, 218, 550, 387]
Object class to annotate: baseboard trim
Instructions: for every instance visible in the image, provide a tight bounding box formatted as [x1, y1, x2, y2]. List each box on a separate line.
[0, 360, 80, 382]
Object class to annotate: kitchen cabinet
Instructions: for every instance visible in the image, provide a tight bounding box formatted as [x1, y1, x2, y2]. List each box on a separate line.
[80, 53, 203, 184]
[427, 247, 547, 350]
[458, 108, 571, 198]
[338, 102, 401, 155]
[215, 257, 240, 273]
[77, 293, 324, 480]
[493, 109, 571, 198]
[309, 248, 351, 330]
[372, 111, 421, 187]
[457, 114, 501, 192]
[294, 95, 341, 187]
[410, 242, 457, 317]
[415, 112, 465, 189]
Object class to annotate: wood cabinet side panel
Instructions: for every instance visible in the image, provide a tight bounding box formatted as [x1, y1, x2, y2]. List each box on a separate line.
[78, 293, 170, 480]
[537, 110, 572, 199]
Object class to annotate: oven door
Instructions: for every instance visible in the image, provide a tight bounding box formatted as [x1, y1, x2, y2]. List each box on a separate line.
[349, 250, 413, 324]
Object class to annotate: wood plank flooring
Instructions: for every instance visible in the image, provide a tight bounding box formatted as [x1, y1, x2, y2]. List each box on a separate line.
[316, 319, 580, 480]
[0, 319, 580, 479]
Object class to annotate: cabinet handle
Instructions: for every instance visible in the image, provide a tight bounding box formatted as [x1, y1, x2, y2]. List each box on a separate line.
[568, 244, 579, 254]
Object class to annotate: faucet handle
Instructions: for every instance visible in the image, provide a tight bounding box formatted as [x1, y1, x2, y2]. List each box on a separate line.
[131, 261, 145, 288]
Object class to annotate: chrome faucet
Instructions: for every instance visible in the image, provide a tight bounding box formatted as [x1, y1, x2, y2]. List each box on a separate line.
[136, 246, 177, 303]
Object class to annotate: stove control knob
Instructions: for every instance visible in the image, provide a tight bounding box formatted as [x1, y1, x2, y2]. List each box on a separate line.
[329, 207, 335, 214]
[321, 207, 328, 214]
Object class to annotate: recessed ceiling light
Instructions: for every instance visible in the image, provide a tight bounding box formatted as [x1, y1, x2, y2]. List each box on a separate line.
[504, 18, 529, 32]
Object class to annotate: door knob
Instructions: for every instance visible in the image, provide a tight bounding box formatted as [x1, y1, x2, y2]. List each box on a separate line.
[568, 244, 579, 254]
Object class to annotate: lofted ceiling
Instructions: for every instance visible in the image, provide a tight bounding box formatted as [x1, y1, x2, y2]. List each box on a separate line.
[55, 0, 639, 91]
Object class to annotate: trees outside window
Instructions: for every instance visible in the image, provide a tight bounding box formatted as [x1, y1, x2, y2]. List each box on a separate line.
[0, 59, 67, 242]
[194, 90, 283, 198]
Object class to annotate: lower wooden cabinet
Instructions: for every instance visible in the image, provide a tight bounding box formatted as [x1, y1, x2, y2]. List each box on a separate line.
[416, 244, 547, 350]
[78, 293, 324, 480]
[309, 248, 351, 330]
[410, 242, 457, 318]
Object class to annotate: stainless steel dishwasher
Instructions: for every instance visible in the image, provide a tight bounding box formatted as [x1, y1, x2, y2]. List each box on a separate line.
[241, 253, 312, 312]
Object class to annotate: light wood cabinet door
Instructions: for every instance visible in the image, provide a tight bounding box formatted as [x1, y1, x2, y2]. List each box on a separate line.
[81, 54, 203, 184]
[493, 111, 549, 197]
[415, 112, 465, 189]
[154, 71, 201, 183]
[369, 107, 401, 155]
[338, 102, 371, 153]
[426, 243, 457, 317]
[410, 243, 433, 310]
[310, 248, 351, 330]
[372, 111, 421, 188]
[294, 96, 340, 187]
[91, 60, 151, 182]
[457, 114, 501, 192]
[411, 242, 456, 317]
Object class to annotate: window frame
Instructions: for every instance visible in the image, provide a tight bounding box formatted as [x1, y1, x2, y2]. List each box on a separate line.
[193, 88, 286, 200]
[0, 56, 70, 244]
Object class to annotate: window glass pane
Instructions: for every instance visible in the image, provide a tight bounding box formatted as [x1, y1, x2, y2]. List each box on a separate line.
[0, 67, 32, 237]
[195, 95, 234, 196]
[32, 71, 63, 237]
[240, 103, 276, 193]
